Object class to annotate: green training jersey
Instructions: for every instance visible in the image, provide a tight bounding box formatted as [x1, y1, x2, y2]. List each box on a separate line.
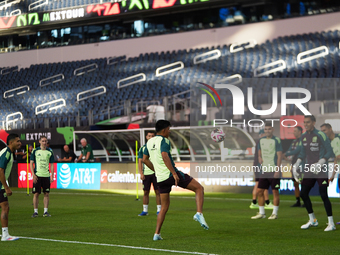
[331, 134, 340, 158]
[144, 135, 176, 183]
[81, 144, 94, 160]
[30, 147, 55, 177]
[258, 136, 282, 172]
[0, 147, 13, 190]
[138, 144, 154, 175]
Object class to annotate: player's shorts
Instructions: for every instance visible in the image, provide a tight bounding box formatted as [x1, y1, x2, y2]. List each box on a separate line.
[143, 173, 158, 191]
[157, 171, 193, 194]
[255, 178, 260, 182]
[0, 189, 8, 203]
[301, 178, 328, 187]
[258, 178, 280, 190]
[32, 177, 50, 194]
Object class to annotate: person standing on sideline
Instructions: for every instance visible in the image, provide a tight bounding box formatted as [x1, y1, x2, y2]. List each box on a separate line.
[283, 126, 303, 207]
[143, 120, 209, 241]
[320, 123, 340, 225]
[31, 136, 55, 218]
[0, 133, 21, 241]
[138, 131, 161, 216]
[251, 123, 282, 220]
[292, 115, 335, 231]
[250, 129, 273, 209]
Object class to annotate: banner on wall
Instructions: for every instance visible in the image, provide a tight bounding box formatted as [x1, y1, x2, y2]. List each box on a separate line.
[57, 163, 101, 190]
[17, 163, 57, 188]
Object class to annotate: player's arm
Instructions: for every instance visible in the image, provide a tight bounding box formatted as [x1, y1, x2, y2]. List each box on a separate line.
[138, 147, 146, 180]
[0, 167, 11, 196]
[49, 151, 55, 182]
[143, 155, 155, 171]
[85, 151, 91, 162]
[30, 160, 38, 184]
[258, 149, 263, 164]
[161, 152, 179, 186]
[77, 153, 83, 162]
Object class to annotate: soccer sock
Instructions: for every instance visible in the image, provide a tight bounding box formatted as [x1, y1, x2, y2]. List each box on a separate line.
[308, 213, 316, 222]
[273, 206, 279, 215]
[252, 199, 257, 204]
[259, 206, 265, 215]
[328, 216, 335, 225]
[143, 205, 148, 212]
[2, 227, 8, 237]
[34, 209, 38, 214]
[157, 205, 161, 212]
[44, 208, 48, 213]
[296, 197, 300, 202]
[265, 200, 270, 205]
[196, 212, 203, 215]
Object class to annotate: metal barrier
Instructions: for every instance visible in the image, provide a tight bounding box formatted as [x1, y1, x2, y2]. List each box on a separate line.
[107, 56, 126, 65]
[0, 0, 20, 10]
[230, 39, 257, 53]
[117, 73, 146, 88]
[155, 61, 184, 77]
[77, 86, 106, 101]
[35, 99, 66, 115]
[73, 63, 98, 76]
[6, 112, 23, 130]
[1, 66, 18, 75]
[193, 49, 221, 64]
[3, 85, 30, 98]
[297, 46, 329, 64]
[28, 0, 47, 11]
[10, 8, 21, 16]
[39, 74, 64, 87]
[216, 74, 242, 85]
[253, 60, 286, 77]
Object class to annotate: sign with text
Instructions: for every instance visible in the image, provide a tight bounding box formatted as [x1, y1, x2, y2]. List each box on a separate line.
[17, 163, 57, 189]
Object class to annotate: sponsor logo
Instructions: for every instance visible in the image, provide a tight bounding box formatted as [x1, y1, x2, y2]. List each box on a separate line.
[59, 164, 71, 188]
[101, 170, 108, 183]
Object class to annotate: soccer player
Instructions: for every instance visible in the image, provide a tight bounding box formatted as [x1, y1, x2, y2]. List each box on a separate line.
[320, 123, 340, 225]
[250, 129, 273, 209]
[31, 136, 55, 218]
[283, 126, 303, 207]
[143, 120, 208, 241]
[0, 134, 21, 241]
[251, 122, 282, 220]
[138, 131, 161, 216]
[292, 115, 335, 231]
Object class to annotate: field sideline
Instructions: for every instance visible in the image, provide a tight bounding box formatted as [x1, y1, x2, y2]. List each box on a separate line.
[1, 188, 340, 255]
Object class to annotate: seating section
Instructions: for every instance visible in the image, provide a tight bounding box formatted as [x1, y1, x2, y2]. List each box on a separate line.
[1, 29, 340, 128]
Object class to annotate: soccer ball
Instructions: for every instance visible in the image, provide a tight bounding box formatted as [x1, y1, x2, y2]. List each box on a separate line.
[211, 128, 225, 143]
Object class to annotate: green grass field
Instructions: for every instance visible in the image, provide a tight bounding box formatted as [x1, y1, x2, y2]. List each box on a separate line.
[2, 188, 340, 255]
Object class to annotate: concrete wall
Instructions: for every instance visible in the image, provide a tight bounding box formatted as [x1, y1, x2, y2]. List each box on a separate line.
[1, 12, 340, 69]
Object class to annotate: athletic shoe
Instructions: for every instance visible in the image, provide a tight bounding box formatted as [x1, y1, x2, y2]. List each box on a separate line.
[31, 212, 38, 218]
[249, 203, 259, 209]
[193, 213, 209, 230]
[268, 214, 278, 220]
[251, 212, 266, 219]
[43, 212, 51, 217]
[301, 219, 318, 229]
[138, 211, 148, 216]
[336, 221, 340, 225]
[324, 223, 336, 232]
[290, 202, 301, 207]
[265, 202, 274, 209]
[153, 234, 163, 241]
[1, 235, 19, 241]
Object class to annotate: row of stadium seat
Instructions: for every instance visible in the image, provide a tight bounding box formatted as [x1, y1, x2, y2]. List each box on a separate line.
[1, 30, 340, 128]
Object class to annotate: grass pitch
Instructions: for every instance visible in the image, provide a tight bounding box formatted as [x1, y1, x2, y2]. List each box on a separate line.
[2, 188, 340, 255]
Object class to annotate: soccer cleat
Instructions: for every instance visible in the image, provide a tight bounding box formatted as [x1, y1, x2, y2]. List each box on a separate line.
[301, 219, 318, 229]
[265, 202, 274, 209]
[43, 212, 51, 217]
[138, 211, 148, 216]
[153, 234, 163, 241]
[1, 235, 19, 241]
[193, 213, 209, 230]
[324, 223, 336, 232]
[249, 203, 259, 209]
[31, 212, 38, 218]
[251, 212, 266, 219]
[268, 214, 278, 220]
[290, 202, 301, 207]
